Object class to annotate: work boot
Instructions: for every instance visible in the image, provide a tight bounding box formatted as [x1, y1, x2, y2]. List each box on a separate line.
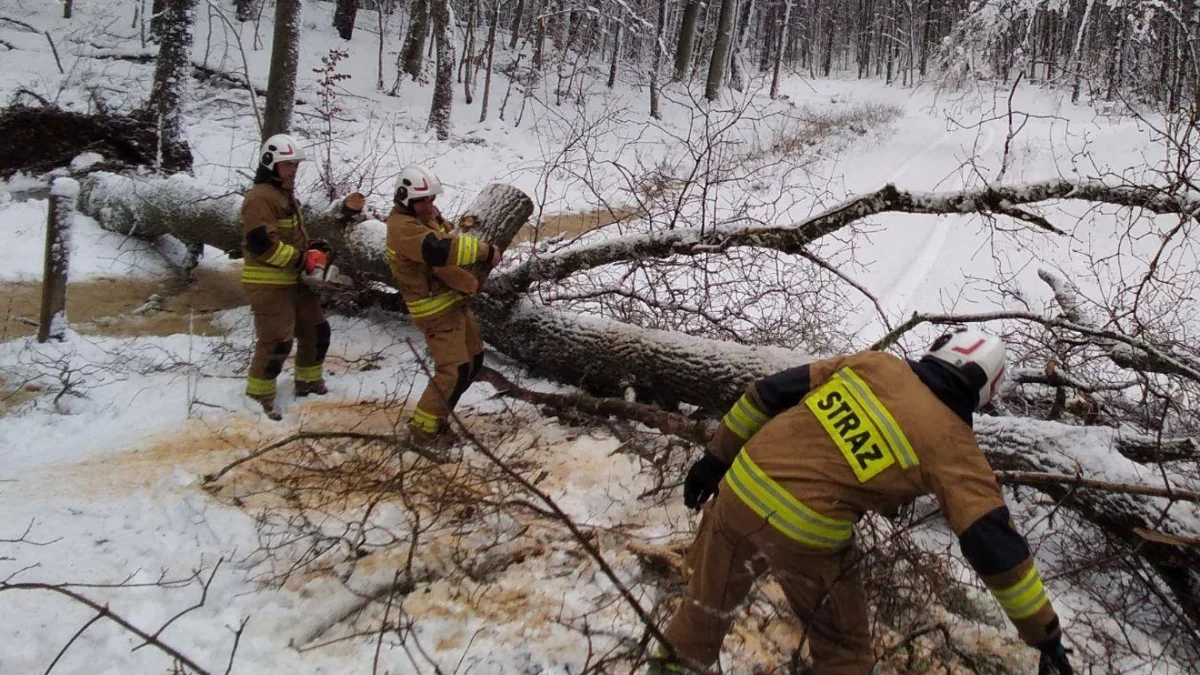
[295, 379, 328, 397]
[249, 394, 282, 421]
[405, 424, 458, 462]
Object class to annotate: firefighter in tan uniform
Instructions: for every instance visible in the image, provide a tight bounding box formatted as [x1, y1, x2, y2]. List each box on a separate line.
[660, 329, 1074, 675]
[385, 165, 502, 445]
[240, 134, 335, 420]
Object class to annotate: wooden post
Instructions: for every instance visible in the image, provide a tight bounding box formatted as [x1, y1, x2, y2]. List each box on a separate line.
[38, 178, 78, 343]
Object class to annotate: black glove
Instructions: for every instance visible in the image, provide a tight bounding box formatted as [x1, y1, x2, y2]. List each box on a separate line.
[1037, 636, 1073, 675]
[307, 239, 332, 254]
[683, 453, 729, 510]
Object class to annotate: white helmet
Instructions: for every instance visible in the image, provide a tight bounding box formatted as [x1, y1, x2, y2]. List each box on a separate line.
[394, 165, 443, 207]
[260, 134, 306, 170]
[923, 327, 1007, 409]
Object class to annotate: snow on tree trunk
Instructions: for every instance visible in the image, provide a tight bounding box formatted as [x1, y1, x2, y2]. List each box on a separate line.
[38, 178, 78, 343]
[146, 0, 196, 174]
[649, 0, 667, 119]
[770, 0, 791, 99]
[674, 0, 702, 81]
[263, 0, 302, 138]
[706, 0, 737, 101]
[148, 0, 167, 43]
[428, 0, 455, 140]
[728, 0, 754, 92]
[402, 0, 430, 81]
[76, 173, 531, 290]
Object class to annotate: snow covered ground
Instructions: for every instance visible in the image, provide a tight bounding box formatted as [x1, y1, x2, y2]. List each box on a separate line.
[2, 0, 1198, 673]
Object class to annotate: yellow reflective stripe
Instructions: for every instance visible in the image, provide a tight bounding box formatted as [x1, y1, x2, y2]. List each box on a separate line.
[386, 246, 397, 262]
[722, 394, 769, 440]
[408, 292, 464, 319]
[246, 376, 276, 397]
[241, 266, 299, 285]
[294, 364, 323, 383]
[834, 368, 918, 469]
[456, 236, 481, 266]
[990, 566, 1049, 620]
[410, 407, 441, 432]
[276, 216, 298, 229]
[265, 243, 299, 267]
[806, 377, 895, 482]
[725, 452, 853, 549]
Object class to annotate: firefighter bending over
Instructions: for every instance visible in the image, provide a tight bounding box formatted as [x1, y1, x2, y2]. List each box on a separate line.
[660, 328, 1073, 675]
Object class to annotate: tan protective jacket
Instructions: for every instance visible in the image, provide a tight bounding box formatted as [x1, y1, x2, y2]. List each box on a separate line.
[385, 208, 493, 325]
[240, 183, 307, 286]
[711, 350, 1061, 646]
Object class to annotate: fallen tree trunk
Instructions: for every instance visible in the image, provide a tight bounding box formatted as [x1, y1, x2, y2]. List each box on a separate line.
[75, 171, 1200, 656]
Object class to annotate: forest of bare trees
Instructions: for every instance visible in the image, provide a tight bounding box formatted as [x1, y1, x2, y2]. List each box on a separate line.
[330, 0, 1200, 110]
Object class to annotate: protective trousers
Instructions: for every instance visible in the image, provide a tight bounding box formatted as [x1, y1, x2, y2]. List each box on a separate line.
[410, 306, 484, 434]
[244, 284, 329, 400]
[664, 493, 873, 674]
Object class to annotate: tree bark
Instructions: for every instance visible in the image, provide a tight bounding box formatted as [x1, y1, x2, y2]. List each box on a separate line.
[148, 0, 167, 43]
[508, 0, 525, 49]
[428, 0, 455, 140]
[63, 0, 73, 20]
[607, 22, 620, 89]
[770, 0, 791, 98]
[38, 178, 78, 343]
[480, 2, 501, 122]
[402, 0, 430, 80]
[146, 0, 197, 172]
[674, 0, 703, 81]
[334, 0, 359, 40]
[728, 0, 754, 91]
[263, 0, 302, 139]
[706, 0, 737, 100]
[650, 0, 668, 119]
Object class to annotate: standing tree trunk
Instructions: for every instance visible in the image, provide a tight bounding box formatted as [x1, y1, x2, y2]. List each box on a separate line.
[39, 178, 78, 344]
[63, 0, 73, 19]
[148, 0, 167, 42]
[235, 0, 254, 22]
[770, 0, 791, 98]
[674, 0, 703, 80]
[509, 0, 525, 49]
[706, 0, 738, 100]
[334, 0, 358, 40]
[480, 1, 501, 122]
[1070, 0, 1097, 104]
[533, 0, 547, 69]
[263, 0, 302, 139]
[650, 0, 668, 118]
[607, 22, 621, 88]
[428, 0, 455, 140]
[402, 0, 430, 80]
[729, 0, 754, 91]
[146, 0, 197, 172]
[462, 0, 478, 103]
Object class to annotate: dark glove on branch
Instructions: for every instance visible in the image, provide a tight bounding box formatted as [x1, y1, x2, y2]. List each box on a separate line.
[1037, 636, 1073, 675]
[684, 453, 729, 510]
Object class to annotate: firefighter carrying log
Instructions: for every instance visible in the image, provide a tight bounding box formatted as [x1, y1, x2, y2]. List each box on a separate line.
[386, 165, 503, 447]
[659, 328, 1074, 675]
[240, 134, 359, 420]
